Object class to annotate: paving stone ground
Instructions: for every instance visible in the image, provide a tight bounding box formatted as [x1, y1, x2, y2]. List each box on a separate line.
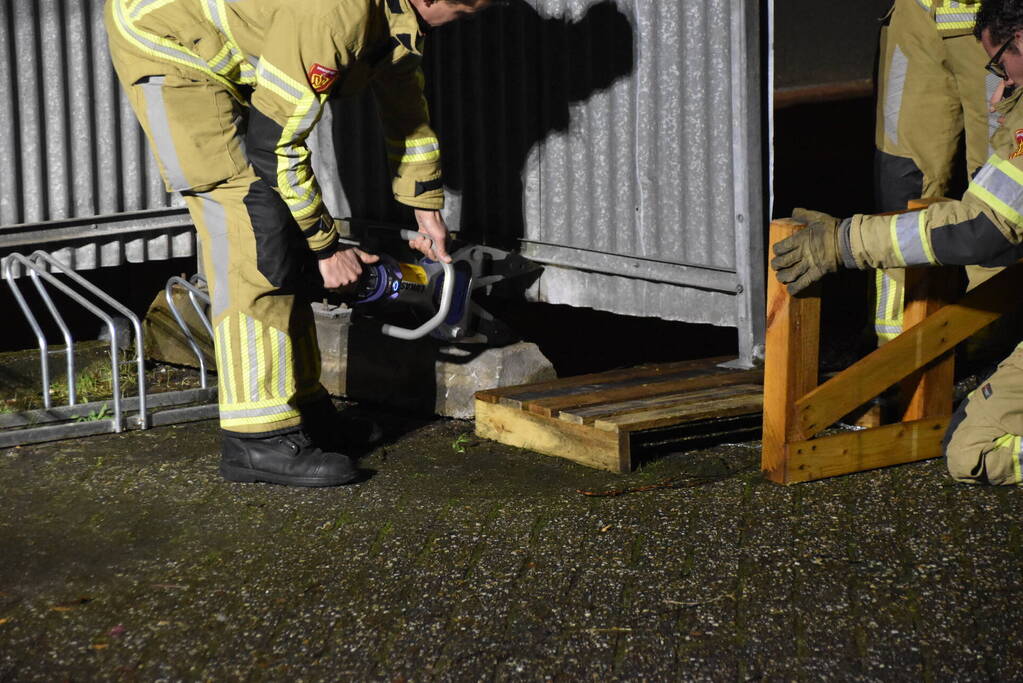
[0, 406, 1021, 681]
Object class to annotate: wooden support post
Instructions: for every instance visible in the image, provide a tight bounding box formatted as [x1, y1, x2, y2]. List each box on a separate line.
[899, 266, 957, 421]
[900, 197, 956, 422]
[761, 219, 821, 483]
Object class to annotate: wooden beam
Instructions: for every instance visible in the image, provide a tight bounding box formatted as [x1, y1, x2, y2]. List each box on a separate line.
[899, 266, 957, 421]
[905, 197, 953, 210]
[794, 262, 1023, 439]
[594, 391, 763, 433]
[761, 219, 821, 483]
[474, 356, 734, 405]
[475, 400, 629, 473]
[783, 417, 949, 483]
[773, 79, 873, 109]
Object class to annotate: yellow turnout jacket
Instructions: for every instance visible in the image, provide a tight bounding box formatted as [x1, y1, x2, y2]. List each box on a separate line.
[107, 0, 443, 255]
[845, 87, 1023, 271]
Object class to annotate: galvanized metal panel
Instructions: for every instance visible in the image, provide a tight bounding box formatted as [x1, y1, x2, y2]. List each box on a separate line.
[332, 0, 762, 359]
[1, 0, 763, 361]
[0, 0, 185, 229]
[531, 266, 741, 329]
[422, 0, 762, 361]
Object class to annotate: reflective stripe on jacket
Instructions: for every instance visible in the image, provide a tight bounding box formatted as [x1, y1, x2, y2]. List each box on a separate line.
[848, 88, 1023, 270]
[911, 0, 981, 37]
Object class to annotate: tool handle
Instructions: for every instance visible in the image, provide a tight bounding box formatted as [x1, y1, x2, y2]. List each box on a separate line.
[379, 229, 454, 340]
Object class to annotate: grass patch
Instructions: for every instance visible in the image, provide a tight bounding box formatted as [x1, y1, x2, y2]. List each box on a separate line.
[1, 353, 140, 413]
[74, 404, 112, 423]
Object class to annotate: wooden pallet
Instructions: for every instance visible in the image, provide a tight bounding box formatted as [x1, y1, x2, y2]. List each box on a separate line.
[474, 357, 764, 472]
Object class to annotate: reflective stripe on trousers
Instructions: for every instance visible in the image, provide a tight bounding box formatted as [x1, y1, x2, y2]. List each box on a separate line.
[874, 270, 904, 344]
[214, 312, 316, 430]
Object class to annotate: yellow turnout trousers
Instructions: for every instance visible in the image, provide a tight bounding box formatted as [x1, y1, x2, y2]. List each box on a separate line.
[874, 0, 997, 343]
[944, 342, 1023, 485]
[107, 12, 326, 437]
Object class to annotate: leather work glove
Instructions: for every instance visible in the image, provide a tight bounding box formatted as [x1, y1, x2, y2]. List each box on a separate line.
[770, 208, 845, 295]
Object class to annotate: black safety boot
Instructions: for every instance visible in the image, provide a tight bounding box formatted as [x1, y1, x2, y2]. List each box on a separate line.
[220, 430, 358, 487]
[300, 398, 383, 457]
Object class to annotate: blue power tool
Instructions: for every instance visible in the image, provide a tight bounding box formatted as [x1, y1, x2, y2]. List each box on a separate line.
[336, 222, 539, 344]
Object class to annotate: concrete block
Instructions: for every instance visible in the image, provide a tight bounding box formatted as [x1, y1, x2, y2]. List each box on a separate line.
[311, 302, 351, 397]
[313, 303, 555, 418]
[432, 342, 557, 419]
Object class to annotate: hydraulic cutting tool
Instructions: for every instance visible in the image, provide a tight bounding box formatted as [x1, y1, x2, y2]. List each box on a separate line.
[332, 221, 540, 344]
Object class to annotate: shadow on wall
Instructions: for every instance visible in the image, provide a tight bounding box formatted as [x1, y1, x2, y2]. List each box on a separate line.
[330, 0, 635, 248]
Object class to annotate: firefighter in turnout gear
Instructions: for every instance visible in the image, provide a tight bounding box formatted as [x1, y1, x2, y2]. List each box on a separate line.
[772, 0, 1023, 486]
[104, 0, 492, 486]
[874, 0, 998, 344]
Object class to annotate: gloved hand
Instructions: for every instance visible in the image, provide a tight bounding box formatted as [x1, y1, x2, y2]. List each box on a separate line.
[771, 208, 845, 295]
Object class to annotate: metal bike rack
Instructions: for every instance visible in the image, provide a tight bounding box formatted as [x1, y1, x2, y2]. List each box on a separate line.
[1, 253, 218, 448]
[164, 275, 214, 389]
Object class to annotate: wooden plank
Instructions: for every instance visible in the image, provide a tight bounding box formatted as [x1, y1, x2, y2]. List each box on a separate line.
[518, 369, 762, 418]
[594, 391, 764, 433]
[783, 416, 949, 483]
[899, 266, 957, 421]
[474, 356, 734, 404]
[794, 261, 1023, 440]
[507, 365, 748, 408]
[559, 381, 763, 425]
[495, 363, 749, 412]
[906, 197, 952, 210]
[900, 192, 954, 420]
[761, 218, 822, 483]
[474, 399, 630, 472]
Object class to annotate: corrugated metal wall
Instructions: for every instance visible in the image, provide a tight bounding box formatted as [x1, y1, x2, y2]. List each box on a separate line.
[518, 1, 762, 324]
[315, 0, 765, 361]
[0, 0, 193, 267]
[0, 0, 764, 362]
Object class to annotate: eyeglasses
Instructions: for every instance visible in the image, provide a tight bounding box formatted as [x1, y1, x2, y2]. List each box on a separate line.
[986, 37, 1014, 80]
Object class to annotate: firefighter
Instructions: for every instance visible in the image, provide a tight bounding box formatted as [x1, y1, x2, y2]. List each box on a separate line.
[873, 0, 998, 343]
[104, 0, 493, 487]
[771, 0, 1023, 485]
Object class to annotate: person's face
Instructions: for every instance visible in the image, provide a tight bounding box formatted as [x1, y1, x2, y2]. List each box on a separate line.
[415, 0, 492, 27]
[982, 27, 1023, 86]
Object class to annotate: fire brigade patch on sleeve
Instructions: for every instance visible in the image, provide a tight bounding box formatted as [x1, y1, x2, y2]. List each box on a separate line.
[982, 383, 993, 399]
[1010, 130, 1023, 160]
[307, 63, 338, 93]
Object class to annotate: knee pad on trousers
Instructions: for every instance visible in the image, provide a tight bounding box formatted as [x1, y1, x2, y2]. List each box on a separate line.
[243, 180, 315, 291]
